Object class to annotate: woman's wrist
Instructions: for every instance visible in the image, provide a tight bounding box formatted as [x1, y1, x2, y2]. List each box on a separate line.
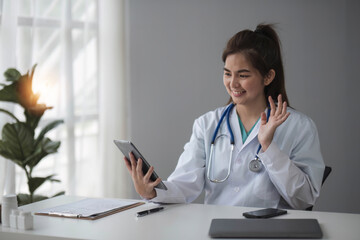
[261, 141, 271, 152]
[143, 190, 157, 200]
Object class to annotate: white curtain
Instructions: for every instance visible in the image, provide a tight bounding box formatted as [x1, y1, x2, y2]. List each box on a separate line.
[0, 0, 18, 196]
[99, 0, 132, 198]
[0, 0, 130, 201]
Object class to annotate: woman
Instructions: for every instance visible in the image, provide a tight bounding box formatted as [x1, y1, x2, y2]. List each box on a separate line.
[125, 24, 325, 210]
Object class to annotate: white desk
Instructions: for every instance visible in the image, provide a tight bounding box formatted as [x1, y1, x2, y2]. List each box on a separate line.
[1, 195, 359, 240]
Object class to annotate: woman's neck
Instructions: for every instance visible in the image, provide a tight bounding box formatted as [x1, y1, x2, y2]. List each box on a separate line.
[236, 101, 267, 132]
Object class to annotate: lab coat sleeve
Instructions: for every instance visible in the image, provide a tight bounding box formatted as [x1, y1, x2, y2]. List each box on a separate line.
[150, 117, 206, 204]
[258, 118, 325, 210]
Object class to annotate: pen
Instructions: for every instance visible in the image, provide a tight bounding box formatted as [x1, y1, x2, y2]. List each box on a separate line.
[136, 207, 164, 217]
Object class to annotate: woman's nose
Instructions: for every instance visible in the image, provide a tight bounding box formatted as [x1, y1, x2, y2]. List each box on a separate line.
[230, 77, 240, 88]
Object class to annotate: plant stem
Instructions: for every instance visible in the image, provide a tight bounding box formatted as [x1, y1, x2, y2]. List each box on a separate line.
[24, 167, 33, 203]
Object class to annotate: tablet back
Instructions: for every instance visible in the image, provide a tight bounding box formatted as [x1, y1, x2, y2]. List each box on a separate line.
[209, 218, 323, 238]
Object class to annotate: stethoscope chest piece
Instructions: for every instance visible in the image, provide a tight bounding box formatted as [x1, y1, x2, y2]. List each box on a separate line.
[249, 156, 262, 172]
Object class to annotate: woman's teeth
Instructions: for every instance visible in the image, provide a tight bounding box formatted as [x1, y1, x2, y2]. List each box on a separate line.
[232, 90, 245, 96]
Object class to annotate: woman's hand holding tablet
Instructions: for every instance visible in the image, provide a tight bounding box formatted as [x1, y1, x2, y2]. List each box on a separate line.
[114, 140, 167, 200]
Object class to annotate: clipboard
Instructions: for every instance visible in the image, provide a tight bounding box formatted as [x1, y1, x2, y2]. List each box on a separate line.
[35, 198, 145, 220]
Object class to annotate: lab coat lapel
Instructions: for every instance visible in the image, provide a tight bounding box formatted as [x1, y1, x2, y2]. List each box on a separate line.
[231, 107, 269, 152]
[243, 122, 260, 147]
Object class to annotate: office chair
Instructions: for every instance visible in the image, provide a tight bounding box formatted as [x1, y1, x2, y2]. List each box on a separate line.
[305, 166, 332, 211]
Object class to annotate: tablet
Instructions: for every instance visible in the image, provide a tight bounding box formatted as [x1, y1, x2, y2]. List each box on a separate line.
[114, 140, 167, 190]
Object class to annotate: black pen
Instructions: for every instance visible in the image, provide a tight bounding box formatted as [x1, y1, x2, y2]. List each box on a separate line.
[136, 207, 164, 217]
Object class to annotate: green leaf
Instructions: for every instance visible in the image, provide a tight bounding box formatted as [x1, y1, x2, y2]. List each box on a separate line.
[17, 193, 49, 205]
[35, 119, 64, 146]
[26, 137, 61, 168]
[0, 82, 19, 103]
[0, 108, 21, 122]
[17, 193, 32, 206]
[0, 140, 16, 159]
[4, 68, 21, 82]
[28, 174, 60, 194]
[32, 194, 49, 203]
[23, 145, 42, 166]
[42, 138, 61, 154]
[0, 140, 24, 167]
[1, 123, 35, 162]
[52, 191, 65, 198]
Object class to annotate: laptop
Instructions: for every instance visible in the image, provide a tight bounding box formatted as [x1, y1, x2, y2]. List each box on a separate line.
[209, 218, 323, 238]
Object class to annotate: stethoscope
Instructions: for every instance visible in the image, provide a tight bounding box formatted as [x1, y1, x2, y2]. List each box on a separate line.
[207, 103, 271, 183]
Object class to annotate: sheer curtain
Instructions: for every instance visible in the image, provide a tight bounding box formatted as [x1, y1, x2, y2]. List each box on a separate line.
[0, 0, 130, 201]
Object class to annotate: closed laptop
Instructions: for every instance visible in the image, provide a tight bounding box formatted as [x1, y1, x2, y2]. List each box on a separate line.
[209, 218, 323, 238]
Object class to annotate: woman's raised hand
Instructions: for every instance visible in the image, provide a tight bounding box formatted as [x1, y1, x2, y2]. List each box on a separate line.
[258, 94, 290, 151]
[124, 152, 162, 199]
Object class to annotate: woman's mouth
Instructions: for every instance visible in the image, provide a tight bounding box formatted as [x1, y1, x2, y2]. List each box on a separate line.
[232, 89, 246, 97]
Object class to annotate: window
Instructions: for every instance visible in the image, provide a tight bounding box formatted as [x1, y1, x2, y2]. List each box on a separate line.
[0, 0, 101, 198]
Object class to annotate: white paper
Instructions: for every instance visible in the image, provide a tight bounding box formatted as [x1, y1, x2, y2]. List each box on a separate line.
[36, 198, 139, 217]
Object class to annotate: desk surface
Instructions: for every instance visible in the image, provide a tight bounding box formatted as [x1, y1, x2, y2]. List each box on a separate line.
[1, 195, 360, 240]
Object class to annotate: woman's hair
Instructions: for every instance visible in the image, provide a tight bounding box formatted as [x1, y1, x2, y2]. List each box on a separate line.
[222, 23, 289, 105]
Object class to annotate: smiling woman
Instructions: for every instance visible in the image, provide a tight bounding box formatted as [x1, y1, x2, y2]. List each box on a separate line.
[125, 23, 324, 210]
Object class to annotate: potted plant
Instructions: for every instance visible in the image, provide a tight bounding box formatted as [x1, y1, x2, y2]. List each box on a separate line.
[0, 65, 64, 206]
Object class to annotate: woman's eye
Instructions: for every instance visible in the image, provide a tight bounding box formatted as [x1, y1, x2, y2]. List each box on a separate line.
[239, 75, 249, 78]
[224, 72, 231, 77]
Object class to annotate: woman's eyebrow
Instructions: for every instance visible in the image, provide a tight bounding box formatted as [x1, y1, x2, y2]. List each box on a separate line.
[223, 67, 250, 73]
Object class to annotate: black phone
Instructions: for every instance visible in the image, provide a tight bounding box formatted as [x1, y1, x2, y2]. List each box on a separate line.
[243, 208, 287, 219]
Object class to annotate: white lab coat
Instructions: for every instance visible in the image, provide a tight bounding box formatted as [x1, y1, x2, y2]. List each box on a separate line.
[152, 105, 325, 210]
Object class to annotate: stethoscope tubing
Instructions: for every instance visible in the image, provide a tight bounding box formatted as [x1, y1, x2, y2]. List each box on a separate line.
[208, 103, 235, 183]
[211, 103, 235, 144]
[207, 103, 271, 183]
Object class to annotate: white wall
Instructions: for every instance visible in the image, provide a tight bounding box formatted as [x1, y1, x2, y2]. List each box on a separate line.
[126, 0, 360, 213]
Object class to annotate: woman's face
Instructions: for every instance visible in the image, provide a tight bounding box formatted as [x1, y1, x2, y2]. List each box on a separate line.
[223, 52, 270, 108]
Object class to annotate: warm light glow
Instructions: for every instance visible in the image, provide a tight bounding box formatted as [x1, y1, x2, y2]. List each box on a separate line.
[32, 71, 59, 107]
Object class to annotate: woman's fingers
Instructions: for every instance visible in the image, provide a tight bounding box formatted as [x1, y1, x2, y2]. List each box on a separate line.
[124, 157, 131, 172]
[283, 112, 291, 122]
[276, 94, 283, 115]
[125, 152, 158, 199]
[268, 96, 276, 116]
[136, 158, 144, 177]
[269, 94, 288, 118]
[144, 166, 154, 182]
[266, 94, 290, 126]
[260, 112, 267, 125]
[150, 177, 162, 188]
[129, 152, 137, 176]
[282, 100, 288, 116]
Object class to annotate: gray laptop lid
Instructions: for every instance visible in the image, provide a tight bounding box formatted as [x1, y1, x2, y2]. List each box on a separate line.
[209, 219, 323, 238]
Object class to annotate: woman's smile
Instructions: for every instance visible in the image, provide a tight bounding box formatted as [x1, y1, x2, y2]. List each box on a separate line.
[232, 89, 246, 97]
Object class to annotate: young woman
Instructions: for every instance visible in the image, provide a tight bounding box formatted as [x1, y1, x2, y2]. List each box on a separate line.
[125, 24, 325, 210]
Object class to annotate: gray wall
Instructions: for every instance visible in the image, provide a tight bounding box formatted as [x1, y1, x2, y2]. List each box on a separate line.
[126, 0, 360, 213]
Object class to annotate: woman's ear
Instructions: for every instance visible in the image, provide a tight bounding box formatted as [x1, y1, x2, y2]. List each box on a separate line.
[264, 69, 275, 86]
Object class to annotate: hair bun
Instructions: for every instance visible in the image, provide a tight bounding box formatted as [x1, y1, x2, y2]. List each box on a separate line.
[254, 25, 272, 39]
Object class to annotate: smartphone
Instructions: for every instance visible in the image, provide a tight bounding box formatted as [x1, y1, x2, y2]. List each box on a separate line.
[114, 140, 167, 190]
[243, 208, 287, 219]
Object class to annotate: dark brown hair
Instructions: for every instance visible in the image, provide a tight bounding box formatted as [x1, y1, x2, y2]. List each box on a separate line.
[222, 24, 289, 105]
